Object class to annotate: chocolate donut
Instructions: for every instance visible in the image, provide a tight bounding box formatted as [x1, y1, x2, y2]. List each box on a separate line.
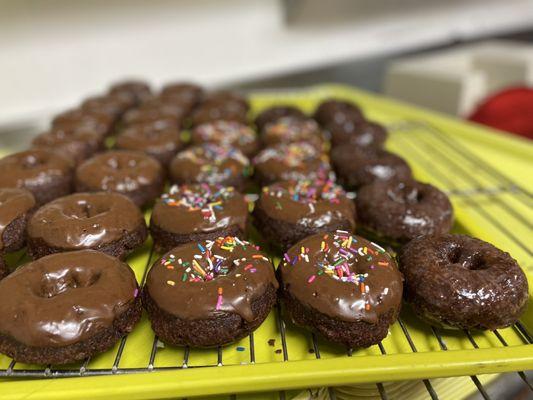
[254, 105, 306, 132]
[0, 149, 74, 205]
[253, 142, 332, 186]
[191, 103, 248, 127]
[160, 82, 204, 109]
[109, 80, 152, 104]
[191, 120, 259, 157]
[143, 236, 278, 347]
[262, 117, 325, 150]
[27, 192, 147, 260]
[0, 250, 142, 364]
[81, 94, 135, 120]
[331, 146, 412, 190]
[75, 150, 164, 207]
[0, 188, 36, 254]
[202, 91, 250, 113]
[0, 256, 6, 280]
[115, 123, 183, 166]
[399, 234, 529, 330]
[52, 108, 115, 138]
[313, 99, 364, 127]
[32, 128, 104, 164]
[121, 102, 185, 129]
[150, 184, 248, 253]
[254, 179, 356, 250]
[356, 180, 453, 245]
[169, 144, 250, 190]
[328, 120, 387, 149]
[279, 230, 403, 348]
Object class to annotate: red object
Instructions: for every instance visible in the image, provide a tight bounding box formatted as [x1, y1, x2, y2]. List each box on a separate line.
[469, 87, 533, 140]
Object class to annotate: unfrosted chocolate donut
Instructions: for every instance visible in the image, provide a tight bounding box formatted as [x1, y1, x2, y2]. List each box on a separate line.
[75, 150, 164, 207]
[253, 142, 332, 186]
[32, 128, 104, 164]
[0, 250, 142, 364]
[254, 179, 356, 250]
[254, 105, 306, 132]
[356, 180, 453, 245]
[0, 188, 36, 255]
[115, 123, 183, 166]
[279, 230, 403, 348]
[262, 116, 325, 150]
[328, 120, 387, 149]
[169, 144, 250, 190]
[313, 99, 365, 127]
[143, 236, 278, 347]
[331, 146, 412, 189]
[27, 192, 147, 260]
[150, 184, 248, 253]
[399, 234, 529, 330]
[191, 120, 259, 157]
[0, 149, 74, 205]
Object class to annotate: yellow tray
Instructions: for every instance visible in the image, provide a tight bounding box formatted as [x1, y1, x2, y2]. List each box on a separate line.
[1, 84, 532, 400]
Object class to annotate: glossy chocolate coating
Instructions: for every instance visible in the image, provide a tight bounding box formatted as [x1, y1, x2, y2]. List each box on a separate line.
[0, 149, 74, 197]
[253, 142, 332, 185]
[400, 234, 529, 330]
[254, 106, 306, 132]
[75, 150, 163, 195]
[313, 99, 364, 126]
[202, 91, 250, 112]
[279, 230, 402, 323]
[52, 109, 114, 137]
[191, 120, 259, 156]
[109, 80, 152, 103]
[356, 180, 453, 244]
[146, 236, 278, 321]
[169, 144, 249, 186]
[0, 250, 138, 347]
[28, 192, 145, 250]
[328, 120, 387, 149]
[191, 103, 248, 127]
[262, 117, 325, 150]
[82, 95, 134, 118]
[160, 82, 204, 107]
[32, 128, 104, 164]
[257, 179, 355, 229]
[151, 184, 248, 235]
[0, 188, 35, 250]
[121, 107, 183, 129]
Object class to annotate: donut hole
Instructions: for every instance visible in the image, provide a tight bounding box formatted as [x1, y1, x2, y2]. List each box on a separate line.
[447, 246, 489, 270]
[69, 200, 110, 219]
[35, 269, 102, 298]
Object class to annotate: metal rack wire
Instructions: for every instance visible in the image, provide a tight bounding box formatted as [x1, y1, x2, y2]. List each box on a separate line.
[0, 118, 532, 400]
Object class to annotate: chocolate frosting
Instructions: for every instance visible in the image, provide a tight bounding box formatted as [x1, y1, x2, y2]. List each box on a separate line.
[253, 142, 332, 184]
[76, 150, 163, 193]
[109, 80, 152, 103]
[0, 188, 35, 250]
[254, 106, 306, 131]
[313, 99, 364, 126]
[0, 250, 138, 347]
[169, 144, 250, 186]
[191, 120, 259, 156]
[151, 184, 248, 234]
[0, 149, 73, 192]
[82, 95, 134, 118]
[328, 120, 387, 148]
[28, 192, 145, 249]
[115, 124, 182, 155]
[160, 82, 204, 107]
[122, 107, 182, 128]
[262, 117, 325, 150]
[279, 230, 403, 323]
[146, 236, 278, 321]
[191, 104, 248, 127]
[52, 109, 114, 137]
[257, 179, 355, 229]
[32, 128, 103, 164]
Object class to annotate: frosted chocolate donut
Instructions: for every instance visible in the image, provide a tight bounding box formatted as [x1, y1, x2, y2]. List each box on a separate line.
[160, 82, 204, 109]
[169, 144, 250, 190]
[27, 192, 147, 260]
[313, 99, 365, 127]
[0, 149, 74, 205]
[109, 80, 152, 104]
[191, 103, 248, 127]
[150, 184, 248, 253]
[81, 94, 135, 120]
[191, 120, 259, 157]
[328, 120, 387, 149]
[121, 101, 185, 129]
[52, 108, 115, 137]
[0, 250, 142, 364]
[0, 188, 36, 255]
[399, 234, 529, 330]
[356, 180, 453, 245]
[253, 142, 332, 186]
[254, 179, 356, 250]
[279, 230, 403, 348]
[254, 105, 306, 132]
[75, 150, 164, 207]
[262, 116, 325, 150]
[143, 236, 278, 347]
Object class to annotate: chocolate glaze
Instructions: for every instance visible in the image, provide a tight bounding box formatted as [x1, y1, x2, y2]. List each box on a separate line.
[82, 95, 134, 118]
[313, 99, 365, 127]
[257, 179, 355, 229]
[28, 192, 145, 250]
[32, 128, 104, 164]
[122, 107, 182, 129]
[109, 80, 152, 103]
[253, 142, 332, 184]
[75, 150, 163, 194]
[151, 184, 248, 235]
[400, 234, 529, 330]
[146, 236, 278, 321]
[191, 104, 248, 127]
[191, 120, 259, 156]
[254, 106, 306, 132]
[0, 149, 73, 194]
[262, 117, 325, 150]
[52, 109, 114, 137]
[0, 250, 139, 347]
[160, 82, 204, 107]
[202, 91, 250, 112]
[115, 124, 182, 160]
[279, 230, 403, 323]
[0, 188, 36, 250]
[169, 144, 250, 186]
[328, 120, 387, 149]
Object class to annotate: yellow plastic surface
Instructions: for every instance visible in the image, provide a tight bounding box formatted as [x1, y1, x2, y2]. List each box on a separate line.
[0, 84, 532, 399]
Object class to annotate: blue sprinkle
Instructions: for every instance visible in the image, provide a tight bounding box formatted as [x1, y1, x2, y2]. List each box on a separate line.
[236, 346, 245, 352]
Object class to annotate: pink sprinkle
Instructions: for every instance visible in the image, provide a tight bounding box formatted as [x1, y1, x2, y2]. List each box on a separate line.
[308, 275, 316, 283]
[133, 288, 139, 298]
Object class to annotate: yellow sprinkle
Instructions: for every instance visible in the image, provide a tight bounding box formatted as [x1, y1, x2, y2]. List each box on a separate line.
[192, 260, 206, 276]
[167, 280, 175, 286]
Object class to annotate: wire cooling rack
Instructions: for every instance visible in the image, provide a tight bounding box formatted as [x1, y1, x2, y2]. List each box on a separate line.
[0, 85, 532, 400]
